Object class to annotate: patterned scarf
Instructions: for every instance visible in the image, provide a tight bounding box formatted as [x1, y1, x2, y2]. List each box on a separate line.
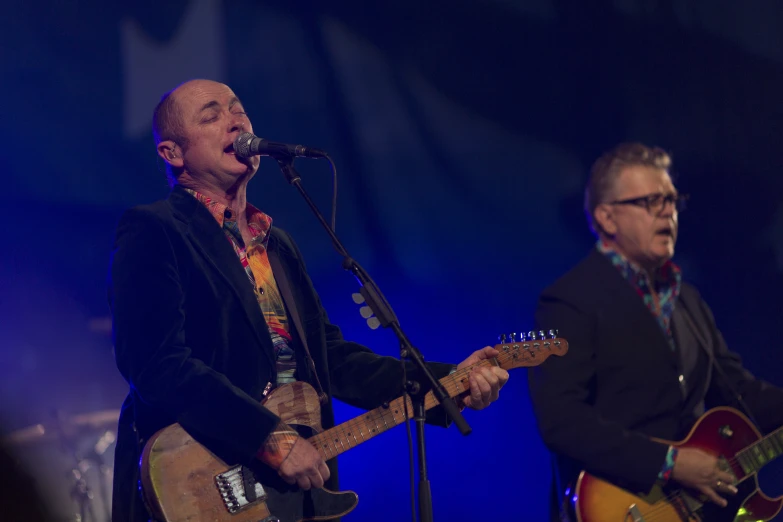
[596, 239, 682, 349]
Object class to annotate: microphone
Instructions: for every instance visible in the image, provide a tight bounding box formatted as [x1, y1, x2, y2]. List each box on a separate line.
[233, 132, 328, 159]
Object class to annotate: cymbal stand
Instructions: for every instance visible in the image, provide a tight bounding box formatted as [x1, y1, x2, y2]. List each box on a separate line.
[51, 410, 101, 522]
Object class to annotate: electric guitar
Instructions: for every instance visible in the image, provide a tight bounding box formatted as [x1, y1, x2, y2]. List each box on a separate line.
[570, 406, 783, 522]
[140, 333, 569, 522]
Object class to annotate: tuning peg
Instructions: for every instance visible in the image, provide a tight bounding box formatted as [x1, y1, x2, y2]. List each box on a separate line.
[538, 330, 546, 340]
[527, 331, 537, 341]
[359, 306, 373, 319]
[367, 317, 380, 330]
[548, 329, 558, 339]
[509, 332, 518, 342]
[499, 333, 507, 343]
[352, 293, 365, 304]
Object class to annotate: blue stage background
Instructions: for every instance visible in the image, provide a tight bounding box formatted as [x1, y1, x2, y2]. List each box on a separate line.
[1, 1, 781, 520]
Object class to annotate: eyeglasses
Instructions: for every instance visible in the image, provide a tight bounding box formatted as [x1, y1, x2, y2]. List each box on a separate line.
[609, 193, 688, 215]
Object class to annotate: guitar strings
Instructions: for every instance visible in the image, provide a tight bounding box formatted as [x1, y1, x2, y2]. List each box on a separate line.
[310, 360, 486, 458]
[627, 488, 704, 522]
[648, 441, 774, 521]
[308, 349, 532, 459]
[599, 446, 763, 522]
[578, 438, 769, 522]
[314, 354, 506, 456]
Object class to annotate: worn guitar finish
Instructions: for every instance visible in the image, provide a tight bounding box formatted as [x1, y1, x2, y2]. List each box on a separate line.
[142, 336, 569, 522]
[141, 384, 358, 522]
[572, 407, 783, 522]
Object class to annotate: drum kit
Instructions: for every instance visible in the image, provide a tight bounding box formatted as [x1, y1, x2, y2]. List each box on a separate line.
[2, 408, 119, 522]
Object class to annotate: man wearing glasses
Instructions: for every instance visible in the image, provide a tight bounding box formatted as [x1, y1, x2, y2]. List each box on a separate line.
[527, 142, 783, 521]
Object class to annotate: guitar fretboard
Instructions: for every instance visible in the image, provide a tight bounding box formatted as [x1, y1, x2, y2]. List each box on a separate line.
[737, 425, 783, 474]
[306, 336, 567, 461]
[309, 361, 484, 460]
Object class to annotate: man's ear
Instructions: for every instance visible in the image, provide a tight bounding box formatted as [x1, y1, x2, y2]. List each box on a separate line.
[593, 203, 617, 236]
[157, 140, 184, 169]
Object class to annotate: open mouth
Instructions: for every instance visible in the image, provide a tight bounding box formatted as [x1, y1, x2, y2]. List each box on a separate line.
[224, 143, 235, 155]
[655, 226, 674, 238]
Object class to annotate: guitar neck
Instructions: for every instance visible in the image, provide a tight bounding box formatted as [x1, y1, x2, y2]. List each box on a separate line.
[737, 424, 783, 475]
[307, 335, 568, 461]
[309, 361, 487, 461]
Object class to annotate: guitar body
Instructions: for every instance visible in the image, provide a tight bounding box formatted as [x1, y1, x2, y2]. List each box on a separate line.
[138, 337, 569, 521]
[572, 407, 783, 522]
[141, 382, 358, 522]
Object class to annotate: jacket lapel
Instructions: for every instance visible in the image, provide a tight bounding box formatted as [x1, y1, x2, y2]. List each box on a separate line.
[674, 293, 714, 357]
[267, 229, 312, 341]
[167, 186, 277, 369]
[267, 230, 301, 298]
[267, 230, 323, 386]
[591, 250, 679, 365]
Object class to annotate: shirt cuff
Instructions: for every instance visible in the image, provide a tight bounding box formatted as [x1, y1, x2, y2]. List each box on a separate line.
[657, 445, 678, 483]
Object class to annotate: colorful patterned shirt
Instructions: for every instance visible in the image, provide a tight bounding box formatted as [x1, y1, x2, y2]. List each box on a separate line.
[184, 188, 297, 384]
[596, 240, 682, 350]
[595, 240, 681, 484]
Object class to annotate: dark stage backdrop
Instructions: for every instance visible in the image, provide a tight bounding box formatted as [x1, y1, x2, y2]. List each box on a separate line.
[1, 1, 781, 520]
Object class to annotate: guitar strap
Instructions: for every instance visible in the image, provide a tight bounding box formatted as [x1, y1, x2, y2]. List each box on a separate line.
[268, 247, 328, 405]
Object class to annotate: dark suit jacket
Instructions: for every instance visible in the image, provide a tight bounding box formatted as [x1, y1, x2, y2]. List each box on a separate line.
[527, 249, 783, 518]
[108, 185, 454, 522]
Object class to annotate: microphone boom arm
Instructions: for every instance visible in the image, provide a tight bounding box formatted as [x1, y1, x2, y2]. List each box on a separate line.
[275, 155, 471, 522]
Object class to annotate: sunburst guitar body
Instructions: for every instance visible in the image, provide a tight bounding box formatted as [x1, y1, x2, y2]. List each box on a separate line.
[571, 407, 783, 522]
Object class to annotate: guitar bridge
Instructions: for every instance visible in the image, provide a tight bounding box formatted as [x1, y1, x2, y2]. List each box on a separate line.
[626, 504, 645, 522]
[215, 466, 267, 514]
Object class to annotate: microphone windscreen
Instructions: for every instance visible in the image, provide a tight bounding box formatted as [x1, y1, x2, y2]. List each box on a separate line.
[233, 132, 256, 158]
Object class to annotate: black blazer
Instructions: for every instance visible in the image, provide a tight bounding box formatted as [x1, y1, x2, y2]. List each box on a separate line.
[108, 186, 454, 522]
[527, 249, 783, 509]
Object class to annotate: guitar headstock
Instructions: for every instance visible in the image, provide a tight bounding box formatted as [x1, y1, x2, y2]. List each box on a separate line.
[494, 329, 568, 369]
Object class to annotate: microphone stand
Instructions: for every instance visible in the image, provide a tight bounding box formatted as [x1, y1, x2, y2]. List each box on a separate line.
[275, 156, 471, 522]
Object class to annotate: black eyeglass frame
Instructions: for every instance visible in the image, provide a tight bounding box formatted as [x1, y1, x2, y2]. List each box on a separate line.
[608, 192, 689, 214]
